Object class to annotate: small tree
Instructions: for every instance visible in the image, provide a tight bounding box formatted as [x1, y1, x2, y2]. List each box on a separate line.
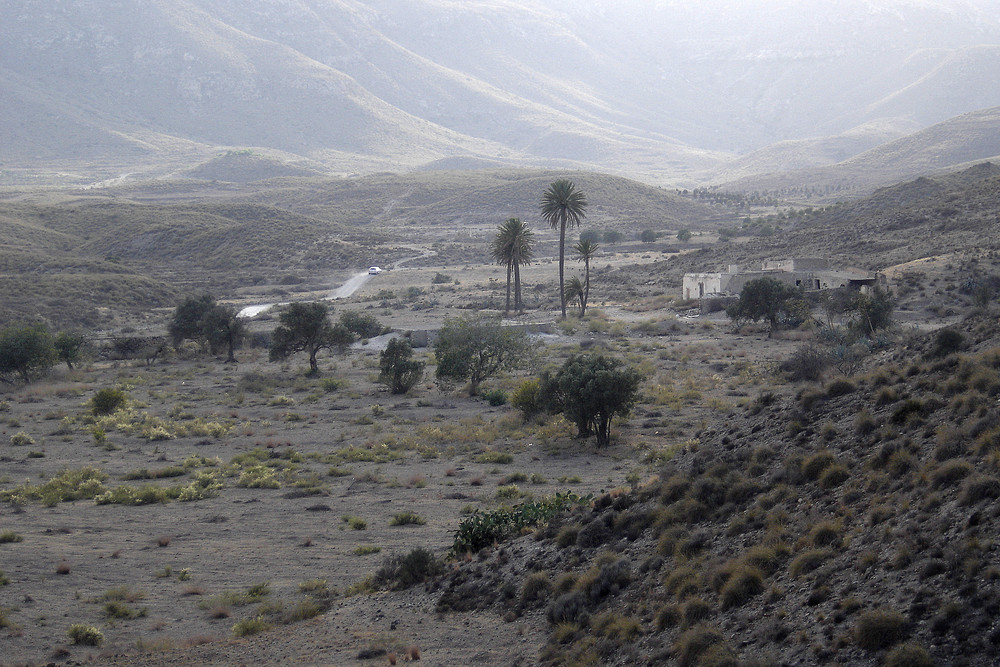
[54, 331, 88, 370]
[0, 323, 57, 384]
[726, 277, 801, 336]
[433, 314, 531, 396]
[168, 295, 216, 349]
[201, 304, 246, 363]
[639, 229, 658, 243]
[541, 354, 642, 447]
[676, 229, 693, 243]
[564, 276, 586, 316]
[379, 338, 425, 394]
[602, 230, 625, 245]
[269, 302, 354, 375]
[849, 286, 894, 336]
[573, 238, 599, 317]
[579, 229, 601, 244]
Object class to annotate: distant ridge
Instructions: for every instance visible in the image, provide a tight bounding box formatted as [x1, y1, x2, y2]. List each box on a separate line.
[716, 107, 1000, 199]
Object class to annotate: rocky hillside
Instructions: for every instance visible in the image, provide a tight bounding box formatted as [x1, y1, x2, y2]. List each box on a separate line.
[430, 312, 1000, 666]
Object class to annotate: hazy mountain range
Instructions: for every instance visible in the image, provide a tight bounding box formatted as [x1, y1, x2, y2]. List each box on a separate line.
[3, 0, 1000, 187]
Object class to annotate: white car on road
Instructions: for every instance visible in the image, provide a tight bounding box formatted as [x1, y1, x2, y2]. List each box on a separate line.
[368, 266, 383, 275]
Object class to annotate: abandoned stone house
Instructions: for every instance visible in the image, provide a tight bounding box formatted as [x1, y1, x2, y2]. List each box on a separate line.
[682, 258, 883, 300]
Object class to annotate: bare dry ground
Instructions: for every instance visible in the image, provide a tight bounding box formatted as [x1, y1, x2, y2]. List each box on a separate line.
[1, 299, 755, 666]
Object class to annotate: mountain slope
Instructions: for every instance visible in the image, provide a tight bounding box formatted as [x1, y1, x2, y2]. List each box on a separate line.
[4, 0, 1000, 184]
[717, 108, 1000, 199]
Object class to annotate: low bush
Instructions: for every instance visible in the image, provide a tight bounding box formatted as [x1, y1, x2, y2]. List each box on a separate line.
[931, 460, 972, 488]
[520, 572, 552, 606]
[789, 549, 833, 578]
[802, 451, 835, 480]
[372, 548, 444, 590]
[67, 624, 104, 646]
[91, 388, 129, 416]
[959, 475, 1000, 505]
[885, 643, 934, 667]
[673, 624, 734, 667]
[720, 566, 764, 609]
[855, 608, 908, 651]
[819, 464, 850, 489]
[547, 591, 588, 625]
[388, 511, 425, 526]
[232, 616, 271, 637]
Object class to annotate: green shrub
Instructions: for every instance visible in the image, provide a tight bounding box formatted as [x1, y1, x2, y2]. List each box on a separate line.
[512, 379, 543, 419]
[9, 432, 34, 447]
[885, 643, 934, 667]
[232, 616, 271, 637]
[481, 388, 507, 406]
[451, 492, 591, 555]
[855, 608, 908, 651]
[67, 623, 104, 646]
[91, 387, 129, 416]
[0, 531, 23, 544]
[475, 451, 513, 464]
[389, 511, 425, 526]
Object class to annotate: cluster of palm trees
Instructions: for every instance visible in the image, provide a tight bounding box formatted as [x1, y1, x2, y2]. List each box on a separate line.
[490, 179, 594, 317]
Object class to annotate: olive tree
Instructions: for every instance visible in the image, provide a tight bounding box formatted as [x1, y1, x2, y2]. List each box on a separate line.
[54, 331, 88, 370]
[201, 304, 246, 363]
[269, 302, 354, 375]
[379, 338, 425, 394]
[726, 277, 801, 336]
[0, 323, 57, 384]
[168, 294, 216, 349]
[540, 354, 642, 447]
[433, 314, 531, 396]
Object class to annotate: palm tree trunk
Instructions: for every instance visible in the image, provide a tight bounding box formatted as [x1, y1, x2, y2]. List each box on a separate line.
[504, 262, 512, 314]
[513, 261, 522, 312]
[581, 258, 590, 317]
[558, 215, 567, 318]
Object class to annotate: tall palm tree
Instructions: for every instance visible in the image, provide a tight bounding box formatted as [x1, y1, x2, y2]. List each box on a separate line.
[489, 218, 534, 313]
[540, 179, 587, 318]
[573, 238, 599, 317]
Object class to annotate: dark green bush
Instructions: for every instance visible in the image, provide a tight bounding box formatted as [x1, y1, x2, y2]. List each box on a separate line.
[719, 566, 764, 609]
[90, 387, 128, 415]
[480, 388, 507, 407]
